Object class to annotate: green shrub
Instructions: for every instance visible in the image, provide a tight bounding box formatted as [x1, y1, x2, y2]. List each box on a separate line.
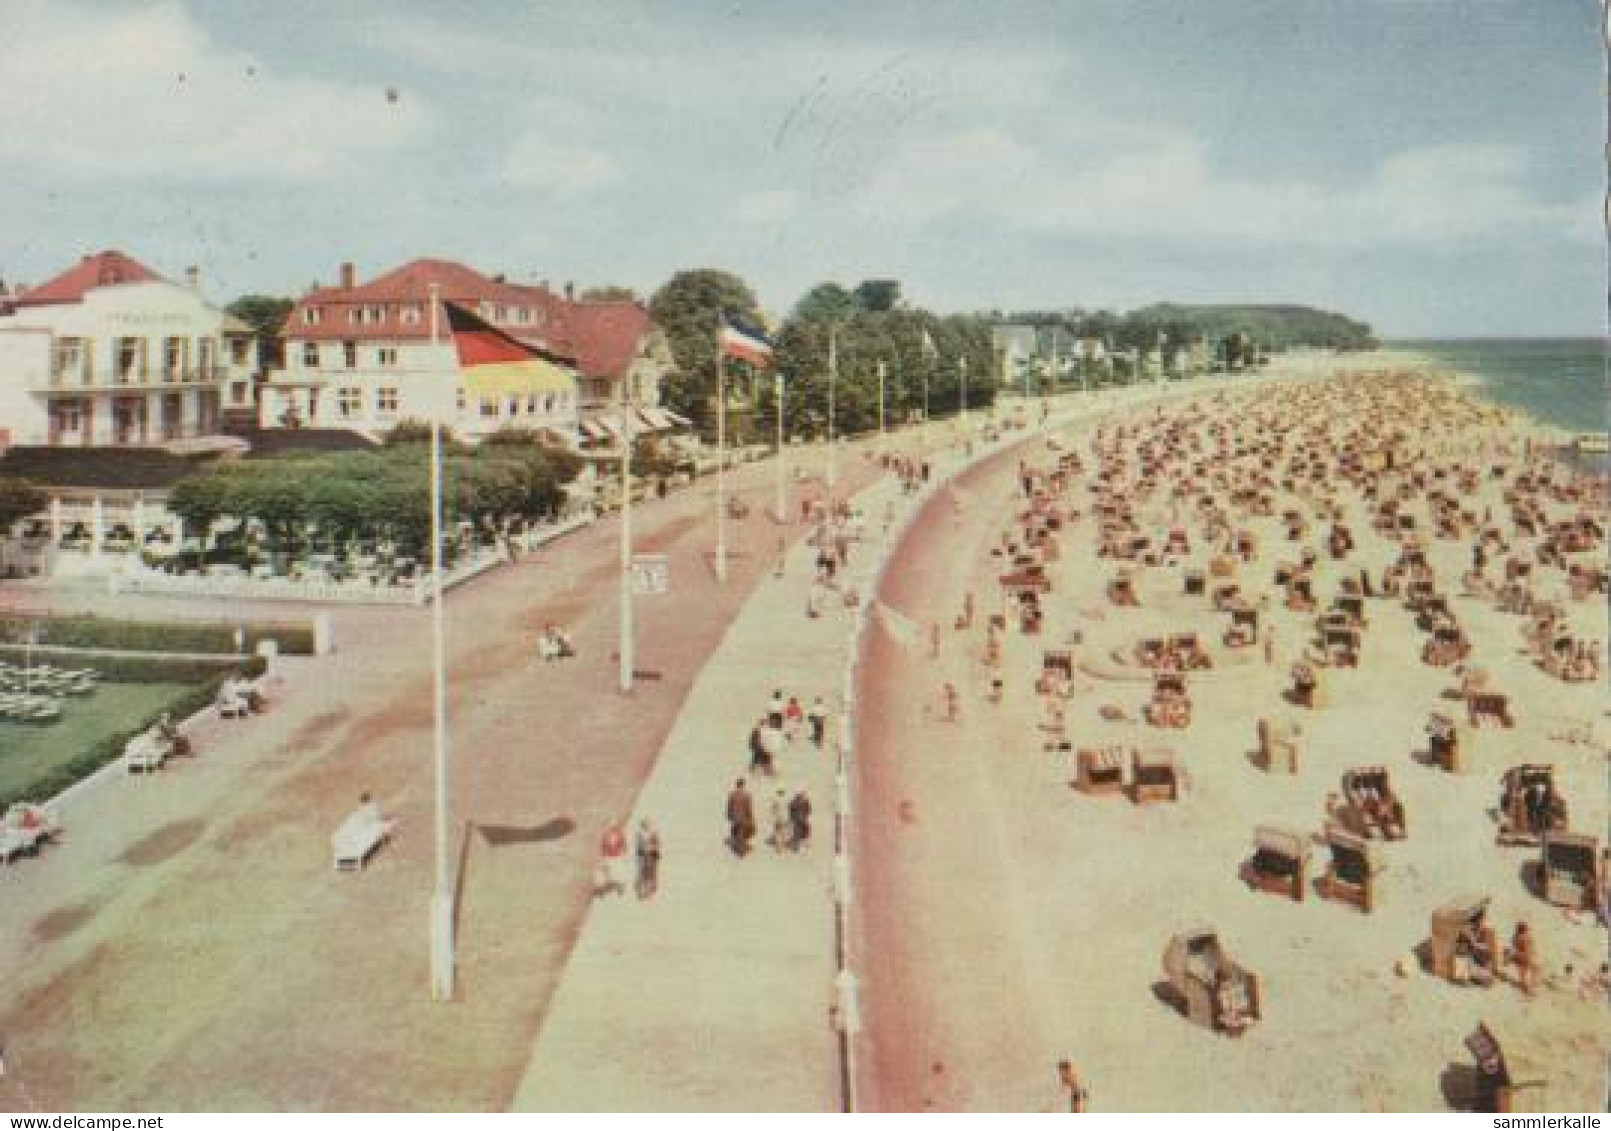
[0, 669, 232, 810]
[0, 646, 241, 683]
[0, 615, 315, 656]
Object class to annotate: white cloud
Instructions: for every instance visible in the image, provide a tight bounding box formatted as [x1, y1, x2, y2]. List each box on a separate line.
[858, 125, 1594, 250]
[499, 131, 621, 196]
[736, 189, 801, 224]
[0, 1, 431, 183]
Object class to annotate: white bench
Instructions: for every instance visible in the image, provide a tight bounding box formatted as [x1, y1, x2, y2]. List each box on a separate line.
[125, 733, 172, 774]
[332, 810, 392, 871]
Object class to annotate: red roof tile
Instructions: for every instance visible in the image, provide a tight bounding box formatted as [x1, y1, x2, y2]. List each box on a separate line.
[283, 258, 654, 376]
[567, 300, 652, 379]
[13, 250, 164, 307]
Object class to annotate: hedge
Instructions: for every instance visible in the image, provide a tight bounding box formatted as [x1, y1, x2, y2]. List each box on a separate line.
[0, 616, 315, 656]
[0, 664, 257, 811]
[0, 646, 263, 683]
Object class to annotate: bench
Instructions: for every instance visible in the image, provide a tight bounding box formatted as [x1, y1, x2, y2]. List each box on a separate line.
[332, 810, 392, 871]
[125, 733, 171, 774]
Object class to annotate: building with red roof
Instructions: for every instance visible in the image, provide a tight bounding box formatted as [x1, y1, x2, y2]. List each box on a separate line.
[263, 258, 674, 444]
[0, 250, 258, 451]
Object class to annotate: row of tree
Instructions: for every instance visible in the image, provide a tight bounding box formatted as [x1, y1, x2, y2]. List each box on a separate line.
[164, 435, 581, 563]
[648, 271, 997, 444]
[998, 302, 1377, 356]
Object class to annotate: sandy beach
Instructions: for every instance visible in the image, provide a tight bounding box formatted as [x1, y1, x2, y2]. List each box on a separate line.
[853, 354, 1608, 1111]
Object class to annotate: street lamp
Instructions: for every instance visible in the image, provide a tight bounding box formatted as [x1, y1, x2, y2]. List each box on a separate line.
[619, 377, 635, 694]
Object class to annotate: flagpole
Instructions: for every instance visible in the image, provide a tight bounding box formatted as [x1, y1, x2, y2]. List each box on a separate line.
[619, 377, 634, 694]
[774, 371, 786, 523]
[429, 416, 454, 1001]
[715, 334, 727, 583]
[827, 326, 837, 495]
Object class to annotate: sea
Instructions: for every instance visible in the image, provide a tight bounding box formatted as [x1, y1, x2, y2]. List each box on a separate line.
[1392, 338, 1605, 436]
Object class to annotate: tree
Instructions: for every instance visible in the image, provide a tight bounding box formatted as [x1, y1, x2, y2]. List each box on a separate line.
[792, 282, 859, 324]
[226, 295, 294, 370]
[648, 269, 763, 435]
[0, 477, 46, 532]
[853, 280, 901, 313]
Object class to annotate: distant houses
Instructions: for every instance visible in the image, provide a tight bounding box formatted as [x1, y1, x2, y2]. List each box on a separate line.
[0, 251, 679, 455]
[0, 251, 259, 451]
[264, 258, 678, 444]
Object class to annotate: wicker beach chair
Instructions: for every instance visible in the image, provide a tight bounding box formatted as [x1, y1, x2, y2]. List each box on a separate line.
[1243, 825, 1310, 902]
[1161, 929, 1262, 1035]
[1319, 828, 1380, 912]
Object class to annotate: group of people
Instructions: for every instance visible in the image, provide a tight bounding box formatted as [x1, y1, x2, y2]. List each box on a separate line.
[724, 778, 812, 856]
[596, 816, 662, 900]
[728, 688, 826, 856]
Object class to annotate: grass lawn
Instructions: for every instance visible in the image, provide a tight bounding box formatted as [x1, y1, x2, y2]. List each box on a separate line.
[0, 681, 204, 803]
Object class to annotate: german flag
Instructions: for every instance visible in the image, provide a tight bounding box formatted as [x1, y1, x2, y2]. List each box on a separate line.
[444, 301, 573, 396]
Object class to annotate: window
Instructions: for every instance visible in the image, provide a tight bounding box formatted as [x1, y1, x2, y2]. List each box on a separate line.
[526, 394, 538, 415]
[455, 389, 466, 412]
[377, 347, 398, 367]
[511, 308, 529, 326]
[301, 342, 319, 368]
[302, 307, 323, 326]
[543, 393, 555, 414]
[479, 397, 498, 418]
[117, 338, 142, 382]
[163, 337, 183, 378]
[231, 381, 249, 405]
[399, 305, 422, 326]
[347, 309, 360, 325]
[506, 394, 520, 417]
[343, 341, 357, 369]
[377, 387, 399, 414]
[53, 338, 82, 379]
[230, 338, 249, 365]
[337, 387, 363, 418]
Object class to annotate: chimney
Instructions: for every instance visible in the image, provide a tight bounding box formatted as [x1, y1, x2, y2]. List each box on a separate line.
[565, 281, 575, 301]
[184, 265, 200, 290]
[339, 262, 355, 289]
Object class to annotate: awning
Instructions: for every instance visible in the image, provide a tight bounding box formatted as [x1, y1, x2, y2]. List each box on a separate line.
[459, 357, 574, 397]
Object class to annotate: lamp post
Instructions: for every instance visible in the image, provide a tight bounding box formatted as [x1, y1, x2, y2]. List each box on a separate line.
[428, 416, 454, 1001]
[826, 325, 838, 495]
[877, 359, 886, 441]
[774, 371, 786, 523]
[619, 378, 634, 694]
[715, 338, 728, 584]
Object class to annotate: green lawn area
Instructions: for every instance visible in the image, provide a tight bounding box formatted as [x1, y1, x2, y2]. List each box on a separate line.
[0, 681, 205, 804]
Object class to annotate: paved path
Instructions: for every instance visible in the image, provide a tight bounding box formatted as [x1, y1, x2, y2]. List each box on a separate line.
[0, 441, 881, 1111]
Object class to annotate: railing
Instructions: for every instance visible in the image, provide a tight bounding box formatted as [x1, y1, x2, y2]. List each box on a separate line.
[35, 365, 239, 391]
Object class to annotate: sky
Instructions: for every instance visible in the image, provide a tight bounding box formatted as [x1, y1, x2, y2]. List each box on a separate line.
[0, 0, 1602, 337]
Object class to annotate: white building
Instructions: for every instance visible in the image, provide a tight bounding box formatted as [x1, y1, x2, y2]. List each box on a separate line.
[0, 251, 258, 449]
[261, 259, 674, 443]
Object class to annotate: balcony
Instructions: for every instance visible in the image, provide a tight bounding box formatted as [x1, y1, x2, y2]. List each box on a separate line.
[31, 365, 237, 393]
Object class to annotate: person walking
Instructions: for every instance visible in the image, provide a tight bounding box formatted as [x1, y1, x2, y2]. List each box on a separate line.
[788, 790, 812, 852]
[1056, 1060, 1089, 1112]
[634, 818, 662, 900]
[726, 779, 756, 857]
[942, 681, 960, 723]
[808, 695, 828, 748]
[596, 819, 628, 897]
[767, 690, 786, 731]
[1506, 921, 1539, 995]
[748, 716, 775, 777]
[784, 695, 805, 742]
[769, 789, 790, 854]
